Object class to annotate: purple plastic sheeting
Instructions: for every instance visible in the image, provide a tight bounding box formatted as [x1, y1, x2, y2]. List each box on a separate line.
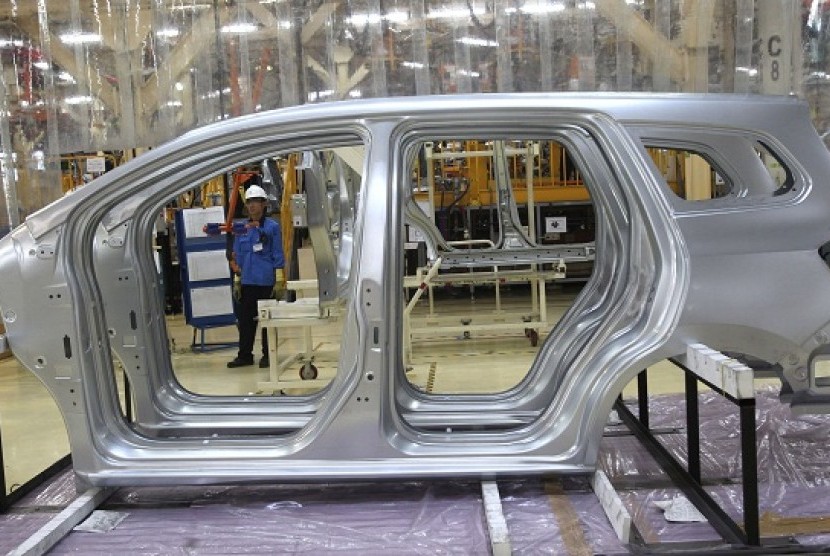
[49, 481, 490, 555]
[567, 490, 629, 554]
[0, 511, 54, 554]
[616, 488, 722, 544]
[0, 467, 77, 554]
[599, 385, 830, 546]
[499, 481, 567, 554]
[19, 383, 830, 553]
[500, 480, 626, 555]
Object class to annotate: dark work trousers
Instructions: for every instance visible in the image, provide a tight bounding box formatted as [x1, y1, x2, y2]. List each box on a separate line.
[237, 284, 273, 360]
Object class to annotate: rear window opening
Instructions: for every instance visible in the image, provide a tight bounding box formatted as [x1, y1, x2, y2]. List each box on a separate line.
[641, 133, 798, 202]
[645, 146, 731, 200]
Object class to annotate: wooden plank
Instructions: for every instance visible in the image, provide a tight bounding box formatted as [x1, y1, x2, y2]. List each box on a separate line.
[758, 511, 830, 537]
[8, 487, 112, 556]
[545, 480, 593, 556]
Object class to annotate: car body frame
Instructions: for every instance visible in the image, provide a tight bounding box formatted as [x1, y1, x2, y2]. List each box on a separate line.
[2, 93, 830, 487]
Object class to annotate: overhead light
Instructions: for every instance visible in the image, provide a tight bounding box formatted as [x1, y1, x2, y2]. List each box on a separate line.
[458, 69, 480, 77]
[347, 13, 382, 26]
[175, 82, 185, 91]
[307, 90, 334, 102]
[520, 1, 566, 14]
[346, 11, 408, 26]
[200, 87, 233, 100]
[58, 71, 76, 83]
[402, 61, 425, 69]
[59, 32, 102, 45]
[386, 11, 408, 23]
[576, 1, 596, 9]
[33, 61, 50, 70]
[169, 3, 210, 10]
[457, 37, 498, 47]
[0, 38, 26, 48]
[221, 23, 258, 34]
[156, 28, 180, 38]
[64, 95, 95, 105]
[165, 100, 183, 108]
[427, 6, 486, 19]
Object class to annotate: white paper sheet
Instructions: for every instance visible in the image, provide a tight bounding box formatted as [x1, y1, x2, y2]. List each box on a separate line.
[190, 285, 234, 318]
[181, 206, 225, 239]
[74, 510, 129, 533]
[545, 216, 567, 233]
[654, 496, 708, 523]
[186, 250, 229, 282]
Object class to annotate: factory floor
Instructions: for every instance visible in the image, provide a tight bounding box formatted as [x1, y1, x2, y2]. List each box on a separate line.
[1, 283, 692, 495]
[3, 283, 805, 554]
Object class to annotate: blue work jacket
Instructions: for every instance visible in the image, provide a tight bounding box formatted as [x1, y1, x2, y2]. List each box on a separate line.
[233, 217, 285, 286]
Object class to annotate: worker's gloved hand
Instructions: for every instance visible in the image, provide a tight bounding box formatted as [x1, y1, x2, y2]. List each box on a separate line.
[272, 268, 286, 300]
[232, 275, 242, 301]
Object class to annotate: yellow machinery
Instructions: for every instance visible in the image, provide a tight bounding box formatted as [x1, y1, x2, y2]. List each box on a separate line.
[60, 152, 122, 192]
[412, 140, 590, 210]
[412, 140, 706, 211]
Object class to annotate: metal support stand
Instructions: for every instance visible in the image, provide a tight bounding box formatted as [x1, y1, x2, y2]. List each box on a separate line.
[685, 372, 701, 483]
[190, 325, 237, 353]
[615, 360, 760, 546]
[1, 368, 72, 514]
[124, 370, 132, 423]
[741, 392, 760, 545]
[637, 370, 649, 429]
[0, 425, 6, 511]
[0, 454, 72, 514]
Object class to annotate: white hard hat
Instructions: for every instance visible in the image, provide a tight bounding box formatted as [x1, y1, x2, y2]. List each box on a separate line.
[245, 184, 268, 201]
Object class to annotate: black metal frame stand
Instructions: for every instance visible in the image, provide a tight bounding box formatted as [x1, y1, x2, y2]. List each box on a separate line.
[124, 369, 133, 422]
[614, 358, 759, 546]
[1, 369, 72, 513]
[190, 325, 238, 352]
[1, 426, 71, 513]
[0, 426, 5, 510]
[1, 365, 132, 513]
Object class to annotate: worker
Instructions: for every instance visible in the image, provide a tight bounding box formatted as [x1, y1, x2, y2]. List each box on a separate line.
[227, 184, 286, 368]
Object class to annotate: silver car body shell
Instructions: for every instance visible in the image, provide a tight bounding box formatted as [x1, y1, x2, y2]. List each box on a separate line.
[1, 93, 830, 487]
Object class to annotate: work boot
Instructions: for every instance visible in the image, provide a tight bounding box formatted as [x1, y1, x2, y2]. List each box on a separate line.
[227, 356, 254, 368]
[259, 356, 270, 368]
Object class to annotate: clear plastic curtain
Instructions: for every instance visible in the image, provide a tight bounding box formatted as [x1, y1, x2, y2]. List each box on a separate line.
[0, 0, 823, 229]
[409, 0, 431, 96]
[0, 57, 20, 232]
[734, 0, 756, 94]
